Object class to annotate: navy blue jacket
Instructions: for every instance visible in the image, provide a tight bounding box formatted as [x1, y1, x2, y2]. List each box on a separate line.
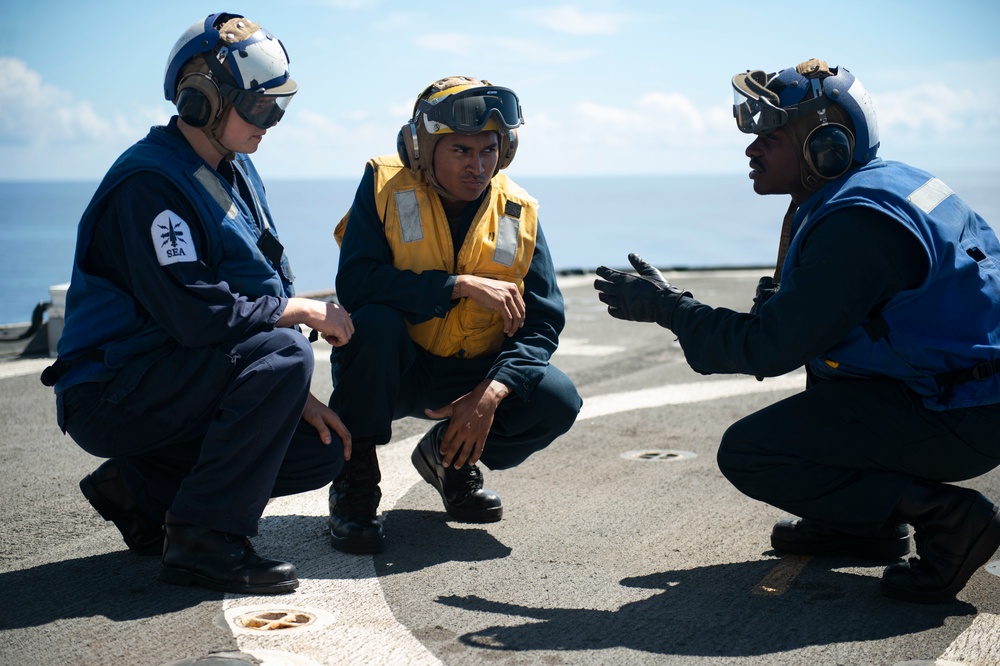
[54, 119, 292, 392]
[670, 161, 1000, 410]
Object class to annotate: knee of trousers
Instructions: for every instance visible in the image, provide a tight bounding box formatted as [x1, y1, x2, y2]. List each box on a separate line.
[544, 373, 583, 438]
[716, 417, 764, 487]
[515, 367, 582, 438]
[262, 327, 315, 387]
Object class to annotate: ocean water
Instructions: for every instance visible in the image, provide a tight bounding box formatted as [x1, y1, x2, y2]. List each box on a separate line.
[1, 171, 998, 326]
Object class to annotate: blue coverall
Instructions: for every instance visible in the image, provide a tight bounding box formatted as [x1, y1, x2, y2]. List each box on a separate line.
[55, 119, 343, 536]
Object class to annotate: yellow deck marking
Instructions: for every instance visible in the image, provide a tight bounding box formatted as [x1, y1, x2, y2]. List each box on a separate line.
[752, 555, 811, 596]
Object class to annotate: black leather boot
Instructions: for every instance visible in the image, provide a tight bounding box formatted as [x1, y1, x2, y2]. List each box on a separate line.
[79, 459, 164, 556]
[160, 521, 298, 594]
[771, 517, 910, 560]
[881, 480, 1000, 603]
[411, 423, 502, 523]
[328, 440, 385, 554]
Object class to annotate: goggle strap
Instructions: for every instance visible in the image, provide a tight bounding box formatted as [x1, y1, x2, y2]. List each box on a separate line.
[784, 95, 830, 122]
[201, 51, 239, 92]
[747, 71, 779, 106]
[734, 70, 779, 107]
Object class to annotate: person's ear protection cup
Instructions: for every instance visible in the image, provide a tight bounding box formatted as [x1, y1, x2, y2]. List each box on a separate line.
[397, 122, 419, 169]
[498, 129, 517, 170]
[803, 122, 855, 179]
[176, 72, 221, 128]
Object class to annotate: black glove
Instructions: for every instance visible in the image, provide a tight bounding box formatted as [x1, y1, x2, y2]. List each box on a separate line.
[594, 253, 691, 329]
[750, 276, 779, 316]
[750, 276, 779, 382]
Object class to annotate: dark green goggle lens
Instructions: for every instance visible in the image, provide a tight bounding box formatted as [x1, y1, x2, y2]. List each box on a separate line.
[421, 87, 523, 132]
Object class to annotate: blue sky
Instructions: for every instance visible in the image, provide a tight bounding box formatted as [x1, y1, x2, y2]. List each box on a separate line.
[2, 0, 998, 181]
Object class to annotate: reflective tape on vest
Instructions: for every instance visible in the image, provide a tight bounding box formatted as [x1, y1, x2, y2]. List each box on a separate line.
[907, 178, 953, 215]
[395, 190, 423, 243]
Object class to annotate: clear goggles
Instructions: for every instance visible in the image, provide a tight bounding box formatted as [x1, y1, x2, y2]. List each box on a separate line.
[222, 85, 294, 129]
[733, 85, 789, 134]
[418, 86, 523, 133]
[732, 71, 829, 135]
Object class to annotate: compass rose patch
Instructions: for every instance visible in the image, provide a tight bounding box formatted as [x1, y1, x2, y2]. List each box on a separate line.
[151, 210, 197, 266]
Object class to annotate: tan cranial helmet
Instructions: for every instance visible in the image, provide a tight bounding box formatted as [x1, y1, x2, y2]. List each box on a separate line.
[397, 76, 523, 198]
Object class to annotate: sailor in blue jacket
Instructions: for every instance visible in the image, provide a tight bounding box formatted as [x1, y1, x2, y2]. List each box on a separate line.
[42, 13, 354, 595]
[595, 59, 1000, 604]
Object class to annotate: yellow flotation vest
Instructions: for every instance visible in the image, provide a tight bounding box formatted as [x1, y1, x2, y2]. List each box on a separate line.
[335, 155, 538, 358]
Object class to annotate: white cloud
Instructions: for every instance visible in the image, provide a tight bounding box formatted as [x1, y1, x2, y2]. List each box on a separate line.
[635, 92, 707, 134]
[510, 74, 1000, 176]
[530, 5, 627, 35]
[572, 93, 720, 145]
[2, 53, 997, 181]
[0, 57, 143, 145]
[513, 90, 748, 175]
[263, 107, 396, 178]
[876, 82, 1000, 134]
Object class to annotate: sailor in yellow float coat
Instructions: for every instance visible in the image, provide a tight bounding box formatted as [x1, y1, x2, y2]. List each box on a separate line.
[335, 155, 538, 359]
[326, 77, 582, 555]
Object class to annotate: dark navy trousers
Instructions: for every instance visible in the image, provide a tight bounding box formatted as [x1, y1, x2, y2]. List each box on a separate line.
[329, 304, 581, 470]
[58, 328, 344, 536]
[717, 376, 1000, 536]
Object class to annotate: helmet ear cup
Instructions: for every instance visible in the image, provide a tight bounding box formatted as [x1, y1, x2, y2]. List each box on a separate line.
[397, 121, 420, 173]
[396, 127, 409, 168]
[176, 72, 221, 128]
[804, 123, 854, 179]
[497, 129, 518, 171]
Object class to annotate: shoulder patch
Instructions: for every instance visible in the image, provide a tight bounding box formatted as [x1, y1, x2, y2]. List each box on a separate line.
[150, 210, 198, 266]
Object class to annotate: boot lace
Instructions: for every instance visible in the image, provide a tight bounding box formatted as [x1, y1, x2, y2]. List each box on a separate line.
[333, 444, 382, 516]
[445, 463, 484, 496]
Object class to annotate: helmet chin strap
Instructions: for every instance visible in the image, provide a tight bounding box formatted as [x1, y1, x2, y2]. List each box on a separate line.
[784, 115, 825, 191]
[205, 102, 236, 162]
[425, 169, 458, 201]
[420, 145, 462, 202]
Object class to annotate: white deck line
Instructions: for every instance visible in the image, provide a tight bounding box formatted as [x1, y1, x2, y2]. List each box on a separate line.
[6, 344, 993, 664]
[225, 372, 810, 665]
[0, 357, 51, 380]
[226, 433, 436, 666]
[938, 612, 1000, 664]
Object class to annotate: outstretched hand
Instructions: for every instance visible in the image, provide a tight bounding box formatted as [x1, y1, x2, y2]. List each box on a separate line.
[594, 253, 691, 329]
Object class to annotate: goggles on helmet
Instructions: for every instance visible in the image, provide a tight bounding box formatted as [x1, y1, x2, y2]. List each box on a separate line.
[733, 86, 788, 134]
[200, 47, 297, 129]
[732, 70, 828, 135]
[220, 84, 294, 129]
[417, 86, 523, 134]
